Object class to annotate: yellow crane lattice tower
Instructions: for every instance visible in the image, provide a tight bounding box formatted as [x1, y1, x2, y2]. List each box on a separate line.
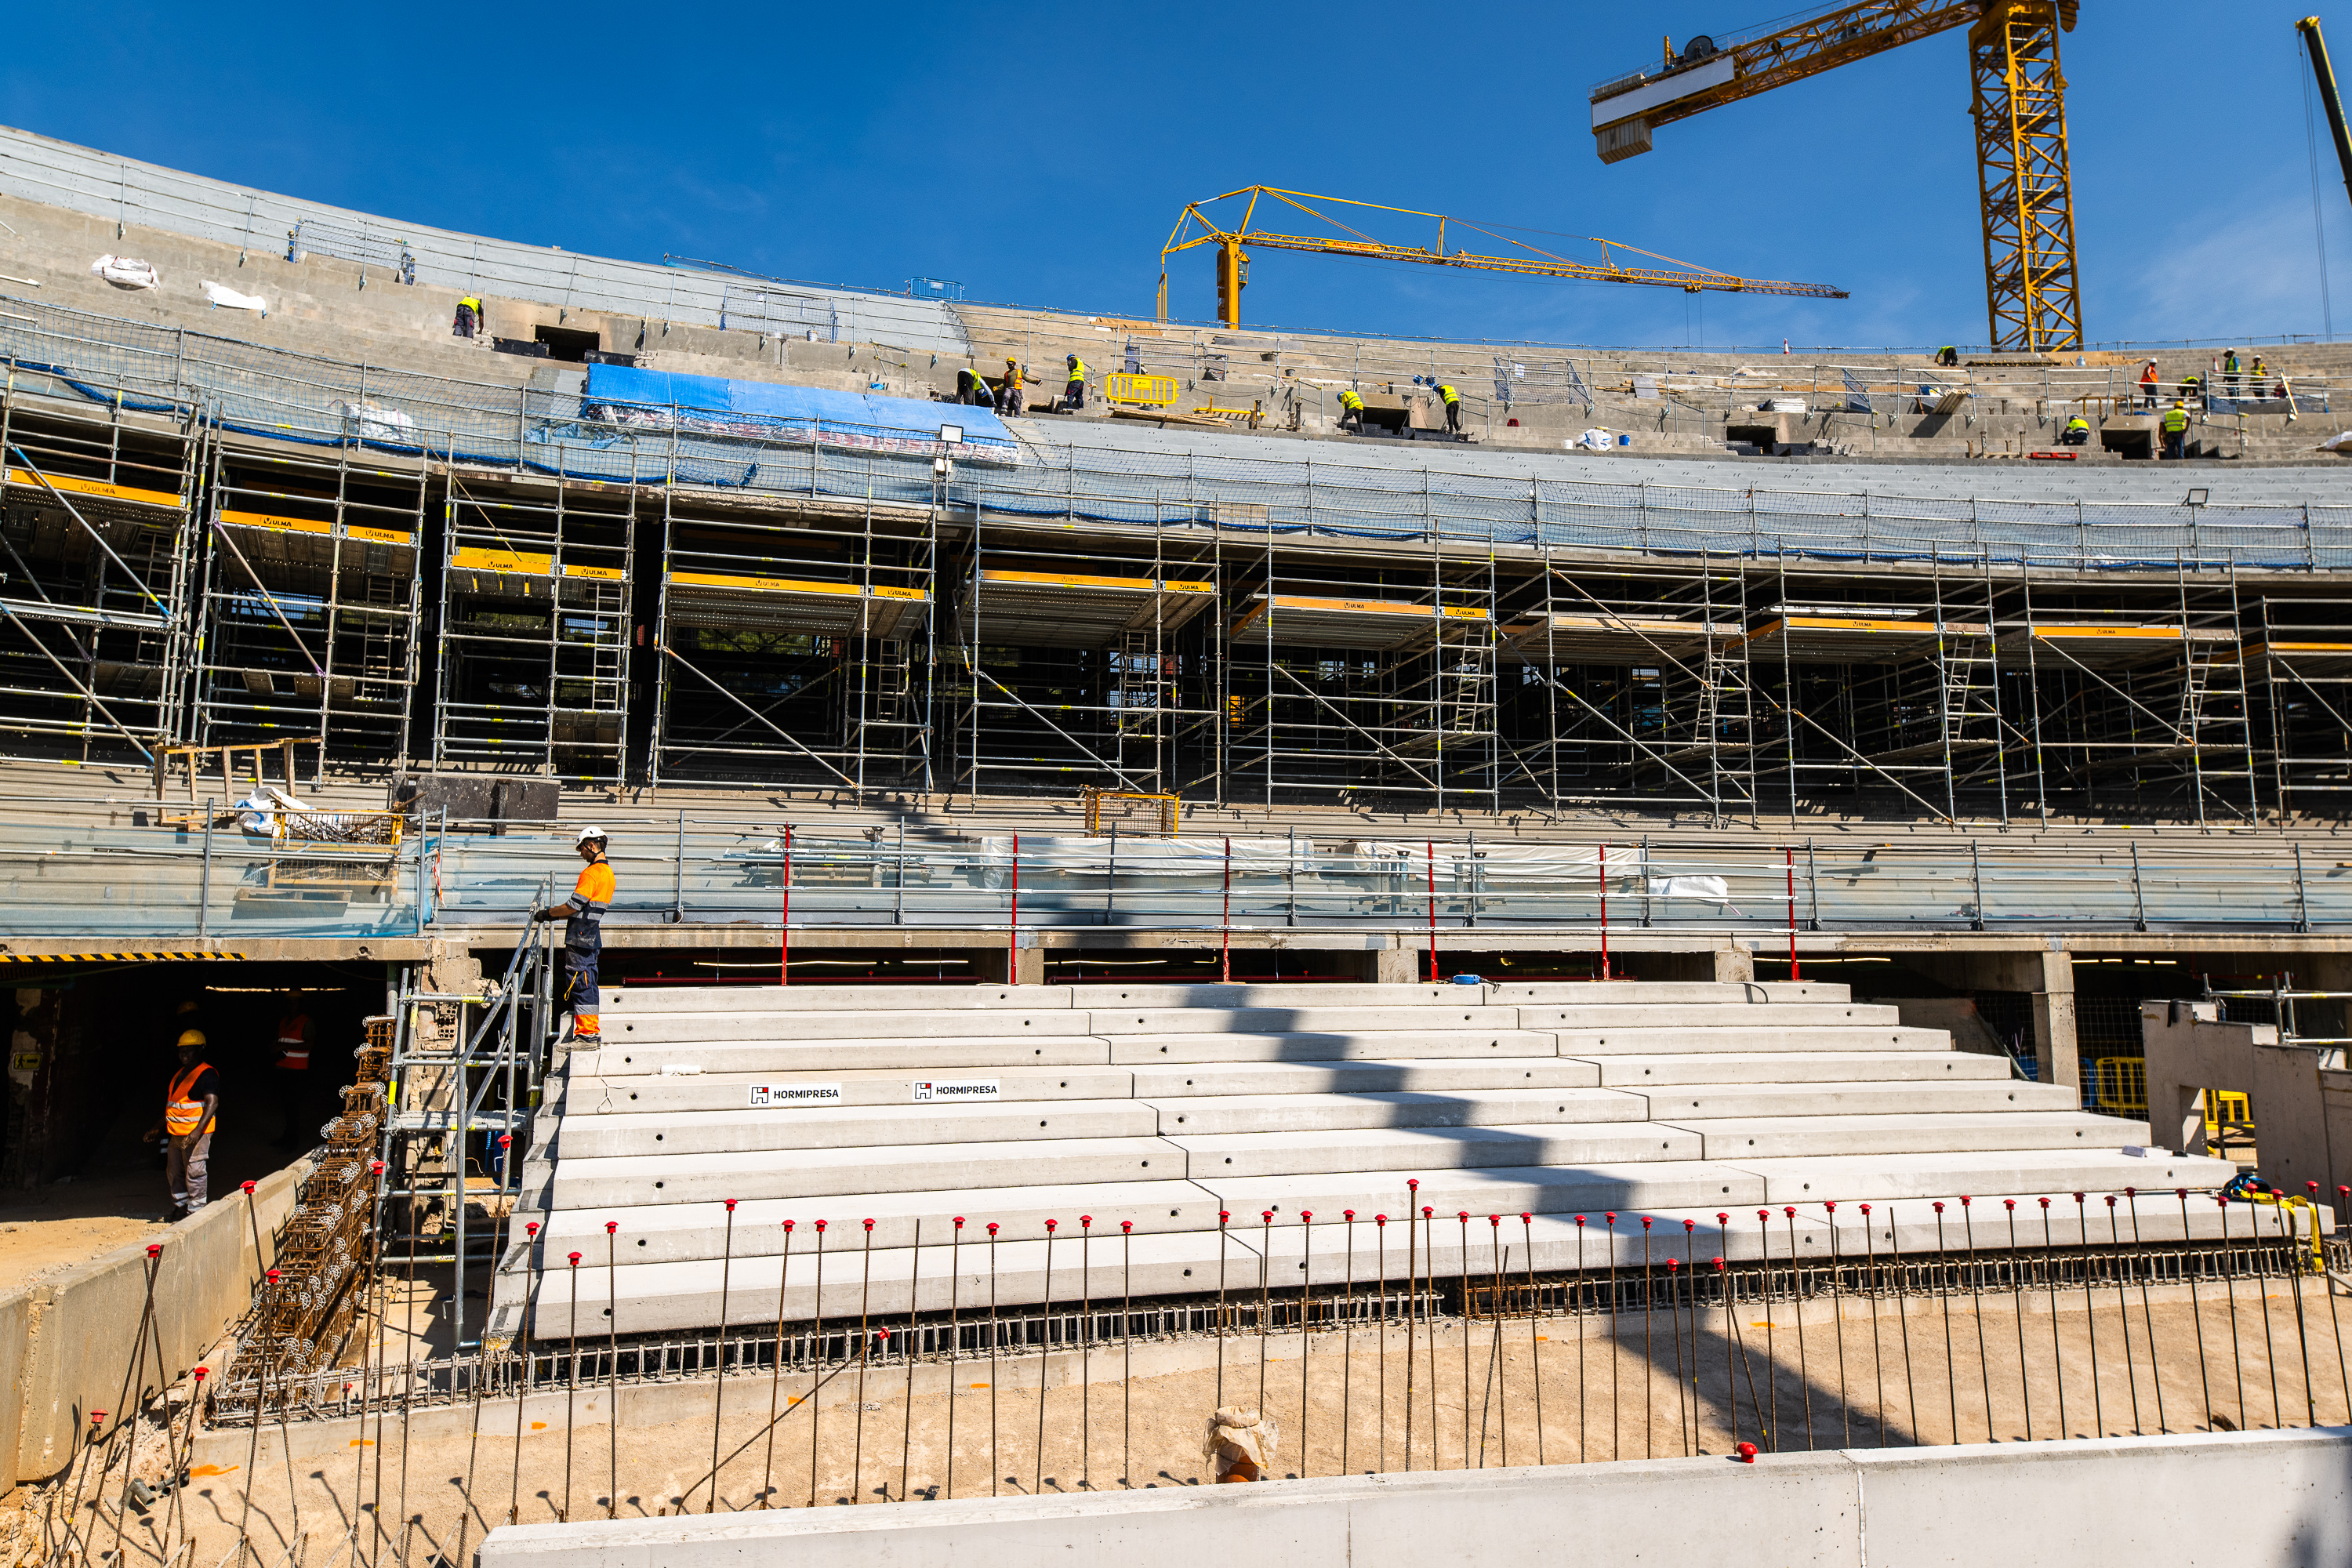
[1589, 1, 2082, 354]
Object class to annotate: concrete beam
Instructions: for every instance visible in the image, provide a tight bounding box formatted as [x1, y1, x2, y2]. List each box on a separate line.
[477, 1429, 2352, 1568]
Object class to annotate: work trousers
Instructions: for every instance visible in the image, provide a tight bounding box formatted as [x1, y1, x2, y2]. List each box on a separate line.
[166, 1131, 212, 1210]
[2164, 430, 2186, 459]
[564, 943, 602, 1036]
[1444, 402, 1461, 433]
[1064, 379, 1085, 411]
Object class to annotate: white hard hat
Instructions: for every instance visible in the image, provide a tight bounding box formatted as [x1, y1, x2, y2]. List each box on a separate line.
[575, 825, 607, 844]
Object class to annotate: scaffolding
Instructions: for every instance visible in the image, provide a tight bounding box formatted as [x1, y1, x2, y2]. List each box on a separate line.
[948, 515, 1221, 800]
[2251, 594, 2352, 817]
[0, 383, 198, 765]
[1495, 554, 1752, 822]
[1222, 536, 1497, 811]
[194, 445, 426, 773]
[650, 488, 937, 792]
[432, 470, 633, 784]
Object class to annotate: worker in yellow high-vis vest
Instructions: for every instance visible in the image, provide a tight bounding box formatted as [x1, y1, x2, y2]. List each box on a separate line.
[1436, 382, 1462, 435]
[1062, 354, 1088, 412]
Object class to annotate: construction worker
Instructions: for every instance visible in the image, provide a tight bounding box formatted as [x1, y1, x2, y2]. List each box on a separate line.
[1936, 346, 1959, 366]
[2161, 399, 2190, 459]
[955, 365, 995, 408]
[2252, 354, 2270, 382]
[2060, 414, 2092, 446]
[1436, 382, 1462, 435]
[2139, 360, 2160, 410]
[147, 1030, 219, 1217]
[997, 358, 1036, 416]
[535, 826, 613, 1040]
[1338, 387, 1365, 433]
[454, 296, 483, 339]
[2181, 369, 2203, 406]
[1062, 354, 1088, 412]
[2223, 348, 2241, 394]
[272, 992, 314, 1148]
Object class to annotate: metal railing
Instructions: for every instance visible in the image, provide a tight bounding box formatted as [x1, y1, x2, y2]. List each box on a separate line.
[11, 810, 2352, 939]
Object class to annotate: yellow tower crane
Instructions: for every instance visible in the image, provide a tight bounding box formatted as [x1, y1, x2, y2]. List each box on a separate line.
[1590, 1, 2082, 354]
[1155, 186, 1846, 329]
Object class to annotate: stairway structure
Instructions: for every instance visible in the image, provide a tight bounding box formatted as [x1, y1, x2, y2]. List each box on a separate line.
[490, 982, 2238, 1344]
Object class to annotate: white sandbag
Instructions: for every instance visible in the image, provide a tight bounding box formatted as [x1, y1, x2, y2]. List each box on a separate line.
[90, 255, 159, 290]
[1575, 428, 1616, 451]
[201, 279, 267, 315]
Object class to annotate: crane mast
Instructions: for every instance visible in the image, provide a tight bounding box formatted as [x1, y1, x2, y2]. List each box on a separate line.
[1591, 1, 2082, 354]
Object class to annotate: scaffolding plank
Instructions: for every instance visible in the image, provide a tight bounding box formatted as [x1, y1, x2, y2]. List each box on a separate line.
[1497, 612, 1734, 665]
[963, 568, 1213, 648]
[2248, 639, 2352, 677]
[665, 570, 926, 638]
[1735, 615, 1987, 664]
[1230, 593, 1490, 652]
[1998, 624, 2234, 670]
[4, 466, 185, 510]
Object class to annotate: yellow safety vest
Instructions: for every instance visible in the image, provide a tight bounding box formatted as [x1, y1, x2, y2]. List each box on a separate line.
[1436, 384, 1459, 406]
[2162, 408, 2190, 434]
[2064, 417, 2089, 431]
[166, 1064, 213, 1137]
[1067, 359, 1087, 382]
[1339, 390, 1364, 412]
[459, 296, 482, 313]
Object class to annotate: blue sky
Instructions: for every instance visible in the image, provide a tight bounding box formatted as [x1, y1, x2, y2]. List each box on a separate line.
[5, 2, 2347, 350]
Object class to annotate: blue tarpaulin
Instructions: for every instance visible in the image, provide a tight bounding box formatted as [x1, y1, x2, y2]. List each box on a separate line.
[583, 364, 1017, 459]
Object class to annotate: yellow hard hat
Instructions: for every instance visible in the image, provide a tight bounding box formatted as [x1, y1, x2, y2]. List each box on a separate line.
[176, 1029, 206, 1050]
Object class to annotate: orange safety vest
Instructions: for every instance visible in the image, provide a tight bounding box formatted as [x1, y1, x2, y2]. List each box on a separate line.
[275, 1013, 311, 1069]
[166, 1063, 215, 1137]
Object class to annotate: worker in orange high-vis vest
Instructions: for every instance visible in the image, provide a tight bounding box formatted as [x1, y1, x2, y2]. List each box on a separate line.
[272, 992, 314, 1148]
[535, 826, 612, 1040]
[145, 1029, 219, 1217]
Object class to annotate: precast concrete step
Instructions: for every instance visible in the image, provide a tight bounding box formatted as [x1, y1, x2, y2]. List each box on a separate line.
[1517, 1003, 1901, 1030]
[1062, 983, 1500, 1009]
[567, 1036, 1114, 1076]
[1192, 1162, 1774, 1225]
[563, 1065, 1140, 1115]
[510, 1187, 2260, 1338]
[605, 1008, 1097, 1044]
[1105, 1030, 1560, 1065]
[1091, 1006, 1500, 1036]
[1556, 1026, 1946, 1055]
[601, 985, 1065, 1016]
[1670, 1110, 2147, 1161]
[1167, 1122, 1703, 1180]
[1637, 1080, 2077, 1120]
[1123, 1059, 1605, 1097]
[546, 1135, 1182, 1208]
[1487, 982, 1849, 1005]
[550, 1099, 1160, 1158]
[528, 1178, 1223, 1264]
[1719, 1149, 2239, 1207]
[1140, 1087, 1650, 1136]
[1586, 1051, 2013, 1087]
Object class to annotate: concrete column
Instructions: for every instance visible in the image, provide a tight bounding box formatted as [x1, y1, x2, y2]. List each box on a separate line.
[1010, 946, 1045, 987]
[1713, 944, 1755, 984]
[1895, 947, 2079, 1094]
[2032, 986, 2081, 1096]
[1373, 947, 1419, 985]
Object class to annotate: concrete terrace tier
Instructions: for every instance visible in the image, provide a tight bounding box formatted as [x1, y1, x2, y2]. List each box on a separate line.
[488, 980, 2236, 1343]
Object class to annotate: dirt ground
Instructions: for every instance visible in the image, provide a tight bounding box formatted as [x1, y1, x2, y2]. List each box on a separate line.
[0, 1120, 301, 1288]
[15, 1276, 2352, 1567]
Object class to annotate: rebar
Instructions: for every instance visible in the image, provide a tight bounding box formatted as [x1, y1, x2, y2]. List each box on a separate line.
[709, 1200, 737, 1512]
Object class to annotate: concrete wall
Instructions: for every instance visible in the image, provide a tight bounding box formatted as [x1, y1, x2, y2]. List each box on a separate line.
[477, 1428, 2352, 1567]
[2145, 999, 2352, 1194]
[0, 1155, 306, 1490]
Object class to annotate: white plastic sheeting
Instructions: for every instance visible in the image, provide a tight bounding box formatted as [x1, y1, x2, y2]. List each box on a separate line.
[200, 279, 267, 314]
[89, 255, 158, 289]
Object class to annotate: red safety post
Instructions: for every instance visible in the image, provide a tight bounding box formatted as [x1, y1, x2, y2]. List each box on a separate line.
[1008, 831, 1021, 986]
[1784, 846, 1800, 982]
[1426, 840, 1439, 984]
[1598, 844, 1610, 981]
[780, 826, 793, 987]
[1222, 836, 1233, 985]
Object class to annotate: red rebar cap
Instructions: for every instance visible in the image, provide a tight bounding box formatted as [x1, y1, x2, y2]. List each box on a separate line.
[1346, 1210, 1358, 1221]
[1377, 1215, 1388, 1225]
[370, 1160, 385, 1174]
[1219, 1211, 1230, 1224]
[952, 1217, 964, 1228]
[1081, 1215, 1093, 1228]
[1408, 1179, 1420, 1190]
[147, 1243, 162, 1258]
[1421, 1207, 1433, 1218]
[605, 1221, 618, 1234]
[1736, 1442, 1758, 1464]
[724, 1200, 738, 1211]
[568, 1253, 580, 1265]
[266, 1269, 279, 1283]
[2038, 1197, 2052, 1208]
[1715, 1212, 1728, 1224]
[525, 1222, 539, 1236]
[1121, 1221, 1132, 1232]
[1821, 1202, 1835, 1214]
[241, 1181, 256, 1196]
[1489, 1215, 1500, 1228]
[1666, 1258, 1679, 1272]
[1301, 1211, 1313, 1223]
[2004, 1200, 2016, 1210]
[2104, 1195, 2117, 1207]
[1045, 1219, 1058, 1232]
[1782, 1207, 1795, 1218]
[815, 1219, 828, 1230]
[1639, 1216, 1653, 1229]
[862, 1218, 874, 1231]
[1933, 1202, 1945, 1213]
[1712, 1258, 1726, 1271]
[1605, 1211, 1617, 1223]
[192, 1367, 207, 1381]
[783, 1220, 796, 1232]
[1577, 1215, 1588, 1227]
[89, 1410, 106, 1425]
[1261, 1211, 1274, 1223]
[1458, 1210, 1470, 1222]
[986, 1222, 999, 1234]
